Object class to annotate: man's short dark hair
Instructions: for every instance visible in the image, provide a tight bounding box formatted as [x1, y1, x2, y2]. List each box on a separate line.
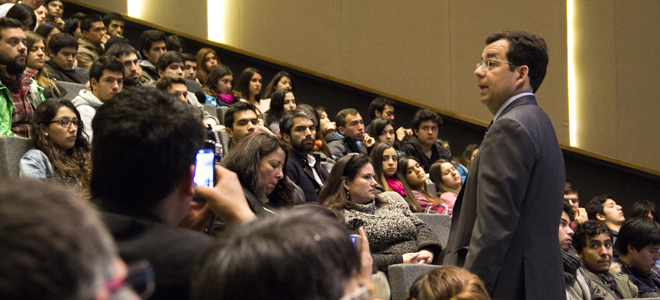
[156, 74, 186, 91]
[47, 32, 78, 55]
[368, 96, 395, 120]
[139, 29, 166, 58]
[0, 179, 116, 300]
[105, 41, 137, 59]
[91, 87, 205, 208]
[335, 108, 359, 129]
[412, 108, 443, 133]
[89, 56, 123, 84]
[565, 182, 578, 195]
[0, 17, 24, 40]
[563, 200, 575, 222]
[102, 12, 123, 28]
[630, 200, 660, 221]
[191, 206, 361, 300]
[224, 101, 257, 130]
[166, 34, 184, 52]
[280, 109, 314, 138]
[585, 194, 611, 220]
[156, 51, 184, 72]
[182, 53, 196, 63]
[104, 36, 131, 54]
[80, 14, 102, 33]
[485, 31, 548, 93]
[615, 218, 660, 255]
[573, 220, 613, 253]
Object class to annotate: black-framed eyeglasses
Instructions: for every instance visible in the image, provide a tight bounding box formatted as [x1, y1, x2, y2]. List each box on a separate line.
[48, 118, 82, 128]
[476, 58, 518, 71]
[106, 260, 155, 299]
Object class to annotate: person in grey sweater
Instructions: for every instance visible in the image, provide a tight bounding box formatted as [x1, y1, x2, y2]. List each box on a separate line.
[319, 153, 442, 273]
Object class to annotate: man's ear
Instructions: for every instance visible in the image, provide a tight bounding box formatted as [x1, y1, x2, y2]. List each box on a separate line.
[89, 78, 98, 93]
[375, 110, 382, 118]
[158, 69, 164, 77]
[225, 127, 233, 140]
[628, 245, 638, 255]
[596, 213, 606, 221]
[413, 128, 419, 136]
[47, 49, 54, 58]
[337, 126, 345, 135]
[515, 65, 530, 89]
[282, 132, 291, 144]
[178, 165, 195, 197]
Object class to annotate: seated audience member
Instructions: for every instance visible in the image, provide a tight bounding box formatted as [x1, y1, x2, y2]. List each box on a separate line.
[566, 182, 589, 227]
[236, 67, 268, 112]
[76, 14, 107, 69]
[155, 50, 203, 96]
[280, 109, 328, 204]
[370, 143, 416, 207]
[182, 53, 197, 81]
[92, 87, 255, 300]
[298, 104, 333, 159]
[221, 132, 298, 215]
[138, 29, 166, 83]
[457, 143, 479, 171]
[102, 35, 128, 52]
[429, 159, 462, 207]
[262, 70, 294, 101]
[192, 207, 373, 300]
[63, 12, 84, 39]
[6, 4, 36, 32]
[166, 34, 184, 52]
[407, 266, 490, 300]
[574, 220, 638, 299]
[224, 101, 258, 150]
[34, 21, 60, 48]
[0, 179, 142, 300]
[320, 153, 442, 274]
[585, 194, 625, 245]
[366, 96, 397, 134]
[44, 32, 89, 84]
[326, 108, 374, 159]
[0, 17, 45, 137]
[403, 156, 452, 215]
[45, 0, 64, 27]
[201, 64, 237, 107]
[613, 218, 660, 297]
[264, 88, 296, 135]
[72, 56, 123, 141]
[105, 42, 143, 90]
[630, 200, 659, 221]
[559, 201, 591, 300]
[368, 117, 405, 158]
[195, 47, 218, 85]
[103, 12, 124, 37]
[20, 99, 90, 192]
[25, 31, 64, 98]
[33, 7, 44, 27]
[400, 108, 450, 172]
[156, 74, 218, 127]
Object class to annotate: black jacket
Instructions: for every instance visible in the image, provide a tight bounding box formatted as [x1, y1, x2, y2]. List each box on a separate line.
[400, 136, 451, 172]
[287, 150, 329, 204]
[43, 60, 89, 84]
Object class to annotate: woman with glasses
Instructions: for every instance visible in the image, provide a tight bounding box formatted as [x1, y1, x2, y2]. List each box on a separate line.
[403, 157, 453, 215]
[20, 99, 91, 193]
[320, 153, 442, 274]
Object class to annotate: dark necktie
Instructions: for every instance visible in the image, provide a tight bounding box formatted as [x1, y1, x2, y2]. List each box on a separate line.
[485, 120, 493, 136]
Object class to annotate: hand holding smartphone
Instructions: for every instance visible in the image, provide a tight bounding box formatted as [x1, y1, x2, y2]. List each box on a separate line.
[194, 149, 215, 188]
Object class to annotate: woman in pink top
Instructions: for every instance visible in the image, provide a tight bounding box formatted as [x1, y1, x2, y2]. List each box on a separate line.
[370, 143, 418, 211]
[429, 159, 463, 207]
[400, 156, 452, 215]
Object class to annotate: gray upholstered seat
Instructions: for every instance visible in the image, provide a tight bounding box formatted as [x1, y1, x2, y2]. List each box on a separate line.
[414, 213, 452, 248]
[0, 136, 33, 178]
[55, 82, 87, 102]
[388, 264, 439, 300]
[216, 106, 228, 125]
[202, 104, 217, 119]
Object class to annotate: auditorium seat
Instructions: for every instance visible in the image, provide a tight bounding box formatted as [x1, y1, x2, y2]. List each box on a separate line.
[202, 104, 217, 119]
[0, 136, 33, 178]
[414, 213, 451, 248]
[56, 82, 87, 102]
[216, 106, 228, 125]
[388, 264, 439, 300]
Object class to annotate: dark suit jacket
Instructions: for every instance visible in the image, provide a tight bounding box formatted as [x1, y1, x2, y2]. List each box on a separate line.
[101, 207, 214, 300]
[287, 150, 329, 204]
[442, 96, 566, 300]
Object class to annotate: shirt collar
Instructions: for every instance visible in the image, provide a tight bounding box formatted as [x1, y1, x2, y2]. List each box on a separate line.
[493, 92, 534, 121]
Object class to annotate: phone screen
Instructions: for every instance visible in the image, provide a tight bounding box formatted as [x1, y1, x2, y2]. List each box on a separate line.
[349, 234, 362, 253]
[193, 149, 215, 187]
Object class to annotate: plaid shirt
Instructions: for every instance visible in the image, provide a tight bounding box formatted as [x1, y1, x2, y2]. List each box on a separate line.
[1, 68, 38, 137]
[415, 191, 453, 216]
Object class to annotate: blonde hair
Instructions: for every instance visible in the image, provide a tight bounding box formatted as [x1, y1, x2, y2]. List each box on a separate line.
[406, 266, 490, 300]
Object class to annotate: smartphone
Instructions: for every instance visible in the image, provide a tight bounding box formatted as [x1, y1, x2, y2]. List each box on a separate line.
[193, 149, 215, 187]
[349, 234, 362, 253]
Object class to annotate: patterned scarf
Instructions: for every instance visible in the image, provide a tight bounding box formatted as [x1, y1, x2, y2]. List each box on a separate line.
[562, 246, 582, 284]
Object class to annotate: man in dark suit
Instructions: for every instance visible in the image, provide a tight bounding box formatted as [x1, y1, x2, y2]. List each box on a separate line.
[280, 109, 329, 204]
[92, 87, 254, 300]
[442, 31, 565, 300]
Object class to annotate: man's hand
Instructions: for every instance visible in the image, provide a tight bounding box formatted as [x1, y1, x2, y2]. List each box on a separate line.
[53, 17, 65, 28]
[194, 166, 255, 226]
[363, 133, 375, 148]
[575, 207, 588, 224]
[396, 127, 413, 141]
[178, 201, 213, 231]
[101, 33, 110, 45]
[358, 228, 373, 281]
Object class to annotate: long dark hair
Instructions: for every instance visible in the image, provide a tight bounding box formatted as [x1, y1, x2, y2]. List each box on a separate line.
[402, 156, 446, 208]
[263, 71, 294, 99]
[203, 65, 233, 98]
[7, 4, 36, 31]
[30, 99, 91, 192]
[319, 154, 387, 211]
[25, 31, 60, 96]
[265, 88, 293, 127]
[221, 133, 294, 207]
[370, 143, 417, 210]
[236, 67, 261, 103]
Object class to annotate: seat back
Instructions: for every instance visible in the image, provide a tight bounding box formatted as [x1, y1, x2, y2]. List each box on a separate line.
[414, 213, 452, 248]
[56, 82, 87, 102]
[388, 264, 439, 300]
[0, 136, 33, 178]
[216, 106, 228, 125]
[202, 104, 217, 119]
[216, 129, 230, 160]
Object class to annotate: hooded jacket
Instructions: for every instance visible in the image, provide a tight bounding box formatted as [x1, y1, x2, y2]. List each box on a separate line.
[71, 89, 102, 141]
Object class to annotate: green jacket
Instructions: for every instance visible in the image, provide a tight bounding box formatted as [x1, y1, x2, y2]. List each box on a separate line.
[581, 264, 639, 300]
[0, 79, 45, 136]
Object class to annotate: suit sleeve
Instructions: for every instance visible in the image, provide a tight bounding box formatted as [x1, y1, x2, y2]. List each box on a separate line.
[464, 118, 537, 290]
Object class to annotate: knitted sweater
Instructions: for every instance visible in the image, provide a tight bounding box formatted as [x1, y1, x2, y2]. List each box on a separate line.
[341, 191, 442, 273]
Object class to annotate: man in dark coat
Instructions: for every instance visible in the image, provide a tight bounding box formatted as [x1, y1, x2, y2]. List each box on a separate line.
[442, 31, 565, 300]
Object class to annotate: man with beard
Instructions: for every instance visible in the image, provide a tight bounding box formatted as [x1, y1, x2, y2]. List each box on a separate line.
[0, 17, 45, 137]
[105, 42, 143, 90]
[281, 109, 328, 204]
